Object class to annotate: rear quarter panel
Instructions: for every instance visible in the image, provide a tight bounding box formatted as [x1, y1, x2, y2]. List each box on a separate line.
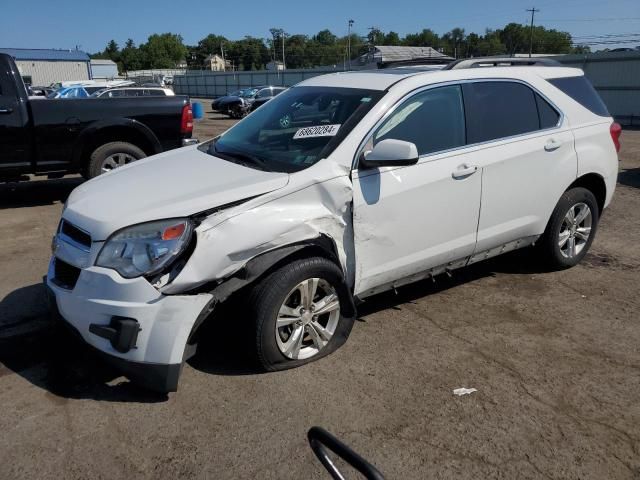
[572, 121, 618, 208]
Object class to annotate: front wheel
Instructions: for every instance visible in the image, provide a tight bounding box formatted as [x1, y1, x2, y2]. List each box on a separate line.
[537, 187, 599, 269]
[248, 257, 355, 371]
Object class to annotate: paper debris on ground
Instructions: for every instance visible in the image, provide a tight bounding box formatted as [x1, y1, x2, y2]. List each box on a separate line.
[453, 387, 477, 396]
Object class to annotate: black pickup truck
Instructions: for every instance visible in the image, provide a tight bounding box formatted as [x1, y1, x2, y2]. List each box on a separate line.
[0, 53, 197, 180]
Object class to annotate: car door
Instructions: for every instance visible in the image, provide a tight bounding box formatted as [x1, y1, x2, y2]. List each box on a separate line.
[352, 84, 482, 297]
[460, 81, 577, 259]
[0, 68, 30, 169]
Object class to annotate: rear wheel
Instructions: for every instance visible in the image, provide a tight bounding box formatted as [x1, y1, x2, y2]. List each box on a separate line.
[538, 187, 599, 269]
[87, 141, 146, 178]
[248, 257, 355, 371]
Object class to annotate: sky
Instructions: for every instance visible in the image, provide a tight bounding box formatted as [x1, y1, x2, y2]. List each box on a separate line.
[1, 0, 639, 53]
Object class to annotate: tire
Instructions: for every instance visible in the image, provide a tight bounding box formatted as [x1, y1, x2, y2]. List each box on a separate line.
[248, 257, 355, 372]
[537, 187, 599, 269]
[86, 141, 146, 178]
[229, 106, 246, 119]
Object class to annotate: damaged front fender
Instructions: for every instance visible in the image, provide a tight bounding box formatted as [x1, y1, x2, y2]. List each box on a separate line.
[161, 164, 357, 303]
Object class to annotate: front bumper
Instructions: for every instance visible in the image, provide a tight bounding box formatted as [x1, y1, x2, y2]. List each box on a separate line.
[45, 257, 213, 392]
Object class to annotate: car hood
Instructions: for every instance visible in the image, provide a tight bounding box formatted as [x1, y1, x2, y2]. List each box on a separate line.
[64, 146, 290, 241]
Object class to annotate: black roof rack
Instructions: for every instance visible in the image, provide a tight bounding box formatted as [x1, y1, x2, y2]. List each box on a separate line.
[442, 57, 562, 70]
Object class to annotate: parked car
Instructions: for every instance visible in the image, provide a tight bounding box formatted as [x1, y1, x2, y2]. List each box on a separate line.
[247, 86, 287, 113]
[48, 79, 135, 98]
[90, 87, 175, 98]
[211, 88, 258, 114]
[223, 86, 287, 118]
[48, 85, 93, 98]
[50, 79, 135, 90]
[0, 53, 197, 181]
[28, 85, 55, 97]
[46, 58, 620, 392]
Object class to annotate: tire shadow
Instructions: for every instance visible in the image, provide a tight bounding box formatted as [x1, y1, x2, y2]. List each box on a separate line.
[618, 167, 640, 189]
[0, 177, 83, 209]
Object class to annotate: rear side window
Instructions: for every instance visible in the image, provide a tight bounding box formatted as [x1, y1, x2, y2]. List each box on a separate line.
[374, 85, 466, 156]
[535, 93, 560, 129]
[548, 76, 609, 116]
[463, 82, 540, 144]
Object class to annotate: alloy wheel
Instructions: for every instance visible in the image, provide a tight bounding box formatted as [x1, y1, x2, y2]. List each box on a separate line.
[275, 278, 341, 360]
[558, 202, 592, 258]
[101, 153, 136, 173]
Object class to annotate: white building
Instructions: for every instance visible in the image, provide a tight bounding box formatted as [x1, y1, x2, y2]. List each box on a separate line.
[90, 59, 118, 79]
[203, 54, 230, 71]
[0, 48, 91, 85]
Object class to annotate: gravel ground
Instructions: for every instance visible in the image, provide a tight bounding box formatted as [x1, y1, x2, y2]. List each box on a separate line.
[0, 103, 638, 479]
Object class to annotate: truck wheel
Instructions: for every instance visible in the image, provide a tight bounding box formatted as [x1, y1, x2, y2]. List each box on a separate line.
[537, 187, 599, 269]
[87, 142, 146, 178]
[248, 257, 355, 372]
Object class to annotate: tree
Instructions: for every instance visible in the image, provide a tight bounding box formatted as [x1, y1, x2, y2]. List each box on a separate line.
[105, 40, 119, 61]
[367, 28, 386, 46]
[140, 33, 187, 69]
[194, 34, 229, 67]
[315, 29, 337, 46]
[384, 31, 401, 46]
[403, 29, 440, 48]
[499, 23, 528, 55]
[119, 39, 143, 72]
[95, 21, 581, 73]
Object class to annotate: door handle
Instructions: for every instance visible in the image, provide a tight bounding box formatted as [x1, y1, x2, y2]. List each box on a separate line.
[452, 164, 478, 179]
[544, 139, 562, 151]
[0, 107, 13, 114]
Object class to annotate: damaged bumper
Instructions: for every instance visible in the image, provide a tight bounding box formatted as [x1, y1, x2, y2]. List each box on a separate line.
[45, 257, 213, 392]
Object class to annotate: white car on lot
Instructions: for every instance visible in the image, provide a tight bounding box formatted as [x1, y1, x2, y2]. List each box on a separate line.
[89, 87, 175, 98]
[46, 59, 621, 391]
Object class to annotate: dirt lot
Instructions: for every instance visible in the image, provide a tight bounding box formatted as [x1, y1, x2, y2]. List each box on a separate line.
[1, 103, 639, 479]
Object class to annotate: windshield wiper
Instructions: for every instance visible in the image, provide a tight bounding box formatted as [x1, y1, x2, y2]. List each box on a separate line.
[210, 143, 272, 172]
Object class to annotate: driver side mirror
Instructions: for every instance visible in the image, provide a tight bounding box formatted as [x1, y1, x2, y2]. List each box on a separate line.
[360, 139, 419, 169]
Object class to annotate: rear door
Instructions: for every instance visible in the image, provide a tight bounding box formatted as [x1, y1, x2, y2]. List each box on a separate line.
[461, 80, 577, 258]
[0, 63, 30, 170]
[352, 84, 482, 296]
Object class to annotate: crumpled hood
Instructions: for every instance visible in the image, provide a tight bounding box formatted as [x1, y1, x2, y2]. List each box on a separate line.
[64, 146, 290, 241]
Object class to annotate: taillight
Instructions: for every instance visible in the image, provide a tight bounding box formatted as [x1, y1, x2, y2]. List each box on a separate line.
[181, 104, 193, 135]
[610, 122, 622, 153]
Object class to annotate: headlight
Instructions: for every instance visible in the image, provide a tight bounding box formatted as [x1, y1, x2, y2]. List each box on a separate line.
[96, 219, 193, 279]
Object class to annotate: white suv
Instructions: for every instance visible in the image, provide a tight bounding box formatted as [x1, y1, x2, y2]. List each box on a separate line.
[46, 59, 621, 391]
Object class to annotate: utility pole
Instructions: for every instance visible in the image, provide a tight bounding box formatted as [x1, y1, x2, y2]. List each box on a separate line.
[526, 7, 540, 58]
[220, 42, 226, 71]
[348, 19, 354, 70]
[281, 30, 286, 70]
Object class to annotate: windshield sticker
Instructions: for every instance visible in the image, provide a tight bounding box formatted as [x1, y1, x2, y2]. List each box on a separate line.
[293, 124, 341, 139]
[279, 114, 292, 129]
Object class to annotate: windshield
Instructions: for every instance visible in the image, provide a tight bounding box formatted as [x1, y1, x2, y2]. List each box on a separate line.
[200, 86, 383, 173]
[240, 88, 258, 98]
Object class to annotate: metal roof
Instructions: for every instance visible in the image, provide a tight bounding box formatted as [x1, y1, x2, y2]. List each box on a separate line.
[0, 48, 90, 62]
[373, 46, 451, 62]
[90, 59, 117, 65]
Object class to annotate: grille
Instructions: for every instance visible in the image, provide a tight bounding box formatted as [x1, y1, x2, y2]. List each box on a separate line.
[53, 258, 81, 290]
[59, 220, 91, 251]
